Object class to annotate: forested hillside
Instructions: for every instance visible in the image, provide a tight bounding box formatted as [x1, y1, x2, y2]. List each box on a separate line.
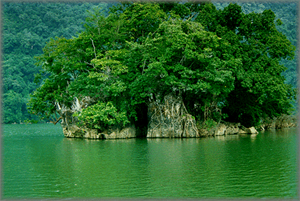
[215, 2, 298, 89]
[2, 1, 298, 124]
[2, 2, 111, 123]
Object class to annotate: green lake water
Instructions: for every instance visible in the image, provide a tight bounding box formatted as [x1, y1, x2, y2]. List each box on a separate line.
[2, 123, 298, 199]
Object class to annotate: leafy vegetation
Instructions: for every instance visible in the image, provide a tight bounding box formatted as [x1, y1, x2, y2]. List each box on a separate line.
[74, 101, 130, 130]
[27, 2, 296, 130]
[2, 2, 111, 123]
[196, 3, 296, 127]
[3, 2, 297, 128]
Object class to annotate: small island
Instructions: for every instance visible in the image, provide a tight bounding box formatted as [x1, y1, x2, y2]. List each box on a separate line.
[28, 2, 297, 139]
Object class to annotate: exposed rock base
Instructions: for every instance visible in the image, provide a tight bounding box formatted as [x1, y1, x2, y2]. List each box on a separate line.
[198, 122, 258, 137]
[62, 124, 136, 139]
[57, 96, 296, 139]
[260, 114, 297, 130]
[56, 96, 136, 139]
[275, 114, 297, 129]
[147, 93, 198, 138]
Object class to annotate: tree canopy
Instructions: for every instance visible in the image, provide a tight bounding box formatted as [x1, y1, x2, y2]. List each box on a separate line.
[2, 2, 111, 123]
[27, 2, 296, 129]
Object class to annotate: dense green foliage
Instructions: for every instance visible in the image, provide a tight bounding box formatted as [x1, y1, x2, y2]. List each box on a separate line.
[196, 3, 296, 126]
[74, 101, 130, 130]
[27, 2, 296, 129]
[2, 2, 110, 123]
[3, 2, 297, 127]
[215, 2, 298, 93]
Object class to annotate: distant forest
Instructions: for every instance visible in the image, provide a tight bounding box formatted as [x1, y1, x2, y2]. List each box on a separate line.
[2, 1, 298, 124]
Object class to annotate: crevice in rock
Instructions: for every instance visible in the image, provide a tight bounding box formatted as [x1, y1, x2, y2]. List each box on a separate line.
[134, 103, 149, 138]
[147, 93, 198, 138]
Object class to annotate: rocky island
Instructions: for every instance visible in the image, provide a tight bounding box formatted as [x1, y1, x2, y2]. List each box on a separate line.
[28, 2, 297, 139]
[60, 93, 296, 139]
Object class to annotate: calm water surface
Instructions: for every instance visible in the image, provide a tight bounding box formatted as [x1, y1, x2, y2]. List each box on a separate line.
[2, 123, 298, 199]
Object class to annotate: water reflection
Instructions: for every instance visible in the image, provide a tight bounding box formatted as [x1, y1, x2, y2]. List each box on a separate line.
[214, 135, 226, 141]
[2, 124, 298, 198]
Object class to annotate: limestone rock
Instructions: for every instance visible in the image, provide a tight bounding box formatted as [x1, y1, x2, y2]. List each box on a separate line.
[261, 117, 275, 130]
[62, 124, 136, 139]
[146, 93, 198, 138]
[84, 128, 100, 139]
[182, 116, 198, 137]
[198, 128, 208, 137]
[238, 129, 247, 134]
[262, 114, 297, 130]
[247, 127, 259, 134]
[198, 122, 240, 137]
[224, 122, 240, 135]
[214, 124, 227, 136]
[258, 125, 265, 131]
[63, 124, 84, 138]
[198, 128, 214, 137]
[103, 124, 136, 139]
[238, 126, 258, 134]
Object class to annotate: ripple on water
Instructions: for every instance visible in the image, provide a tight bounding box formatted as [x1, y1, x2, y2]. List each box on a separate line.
[2, 124, 298, 199]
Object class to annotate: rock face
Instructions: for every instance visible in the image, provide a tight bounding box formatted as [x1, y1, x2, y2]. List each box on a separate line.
[102, 124, 136, 139]
[260, 115, 297, 130]
[275, 114, 297, 129]
[224, 122, 240, 134]
[214, 124, 227, 136]
[147, 93, 198, 138]
[56, 95, 269, 139]
[238, 126, 258, 134]
[62, 123, 136, 139]
[58, 96, 136, 139]
[63, 124, 83, 138]
[198, 122, 258, 137]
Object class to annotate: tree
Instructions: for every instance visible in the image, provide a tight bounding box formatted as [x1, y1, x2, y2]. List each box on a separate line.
[195, 3, 296, 126]
[28, 2, 296, 131]
[2, 2, 110, 123]
[124, 16, 239, 122]
[214, 2, 298, 114]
